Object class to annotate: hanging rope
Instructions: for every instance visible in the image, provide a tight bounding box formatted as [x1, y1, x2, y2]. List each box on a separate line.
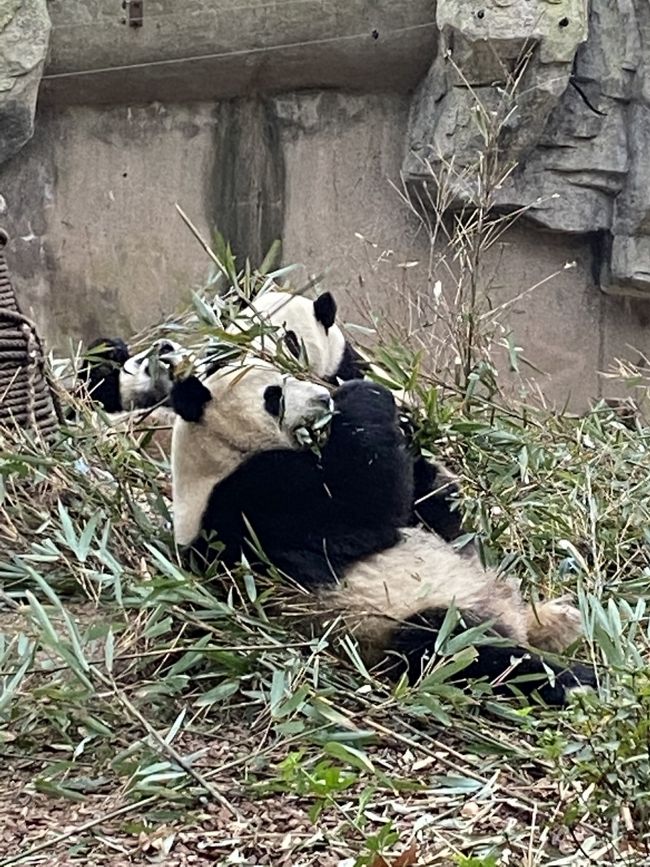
[0, 230, 60, 441]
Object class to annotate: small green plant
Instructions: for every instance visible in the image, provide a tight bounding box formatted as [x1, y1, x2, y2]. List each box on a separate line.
[455, 856, 500, 867]
[540, 671, 650, 834]
[353, 822, 400, 866]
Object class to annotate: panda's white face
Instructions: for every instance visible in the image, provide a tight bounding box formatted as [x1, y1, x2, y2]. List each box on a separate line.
[119, 339, 183, 410]
[171, 362, 332, 545]
[199, 362, 332, 449]
[229, 291, 347, 380]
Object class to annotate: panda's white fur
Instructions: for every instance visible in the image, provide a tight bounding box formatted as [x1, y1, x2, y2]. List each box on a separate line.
[171, 362, 593, 703]
[76, 337, 184, 461]
[323, 529, 583, 661]
[118, 340, 183, 411]
[227, 291, 349, 380]
[79, 337, 183, 415]
[172, 361, 332, 546]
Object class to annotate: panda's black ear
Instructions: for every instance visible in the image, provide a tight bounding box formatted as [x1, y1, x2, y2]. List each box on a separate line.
[86, 337, 130, 368]
[314, 292, 337, 331]
[171, 376, 212, 423]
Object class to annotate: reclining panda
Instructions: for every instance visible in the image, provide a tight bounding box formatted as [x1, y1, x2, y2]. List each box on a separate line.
[77, 337, 182, 413]
[218, 289, 466, 545]
[72, 336, 183, 458]
[170, 360, 595, 705]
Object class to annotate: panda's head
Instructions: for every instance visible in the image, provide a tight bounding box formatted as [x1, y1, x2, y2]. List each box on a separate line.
[79, 337, 182, 413]
[170, 361, 332, 546]
[228, 291, 368, 384]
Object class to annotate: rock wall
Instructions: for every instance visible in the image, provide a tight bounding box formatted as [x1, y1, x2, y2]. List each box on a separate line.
[1, 0, 650, 409]
[0, 0, 50, 166]
[405, 0, 650, 297]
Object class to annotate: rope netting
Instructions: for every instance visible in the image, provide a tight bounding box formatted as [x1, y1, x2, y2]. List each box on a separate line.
[0, 230, 60, 441]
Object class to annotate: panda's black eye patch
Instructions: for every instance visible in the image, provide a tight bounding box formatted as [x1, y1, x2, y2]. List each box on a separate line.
[158, 341, 175, 356]
[264, 385, 283, 418]
[284, 330, 301, 359]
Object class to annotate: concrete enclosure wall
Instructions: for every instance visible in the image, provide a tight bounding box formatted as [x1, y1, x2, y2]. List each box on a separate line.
[0, 0, 649, 411]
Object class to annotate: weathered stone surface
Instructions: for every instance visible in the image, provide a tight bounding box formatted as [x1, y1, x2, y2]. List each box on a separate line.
[405, 0, 587, 179]
[42, 0, 436, 105]
[404, 0, 650, 297]
[0, 0, 50, 165]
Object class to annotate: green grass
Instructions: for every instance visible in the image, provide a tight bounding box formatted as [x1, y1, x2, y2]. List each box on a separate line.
[0, 326, 649, 865]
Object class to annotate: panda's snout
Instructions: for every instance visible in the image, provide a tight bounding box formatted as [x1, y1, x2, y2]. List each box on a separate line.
[308, 392, 333, 420]
[313, 393, 332, 408]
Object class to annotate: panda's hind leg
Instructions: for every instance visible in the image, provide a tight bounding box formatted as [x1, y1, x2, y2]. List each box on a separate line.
[385, 607, 595, 706]
[525, 598, 583, 653]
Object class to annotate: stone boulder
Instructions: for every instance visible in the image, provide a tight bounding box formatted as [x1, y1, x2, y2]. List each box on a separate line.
[0, 0, 50, 166]
[404, 0, 650, 297]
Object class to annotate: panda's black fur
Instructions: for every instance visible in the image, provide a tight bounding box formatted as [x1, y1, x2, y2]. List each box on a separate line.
[184, 378, 409, 585]
[397, 412, 466, 544]
[171, 366, 595, 706]
[77, 337, 179, 414]
[77, 338, 130, 413]
[223, 289, 468, 546]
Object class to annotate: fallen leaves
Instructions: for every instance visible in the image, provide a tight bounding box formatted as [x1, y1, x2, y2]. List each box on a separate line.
[370, 842, 418, 867]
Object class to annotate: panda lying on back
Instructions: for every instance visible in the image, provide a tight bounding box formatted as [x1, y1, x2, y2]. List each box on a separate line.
[171, 362, 595, 705]
[223, 289, 466, 545]
[77, 337, 182, 413]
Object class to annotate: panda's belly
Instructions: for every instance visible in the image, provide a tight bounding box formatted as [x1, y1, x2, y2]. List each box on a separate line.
[321, 528, 528, 659]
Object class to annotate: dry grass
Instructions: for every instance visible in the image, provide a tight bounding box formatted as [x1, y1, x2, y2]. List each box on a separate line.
[2, 51, 649, 863]
[0, 323, 649, 866]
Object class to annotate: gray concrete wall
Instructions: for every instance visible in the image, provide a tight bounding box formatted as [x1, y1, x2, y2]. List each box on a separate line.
[42, 0, 436, 104]
[3, 90, 650, 410]
[1, 0, 648, 410]
[0, 103, 217, 345]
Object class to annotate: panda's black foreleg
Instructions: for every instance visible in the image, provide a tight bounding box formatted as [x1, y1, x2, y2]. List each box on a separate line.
[398, 415, 467, 544]
[410, 457, 465, 543]
[264, 525, 403, 589]
[385, 607, 596, 706]
[323, 380, 413, 528]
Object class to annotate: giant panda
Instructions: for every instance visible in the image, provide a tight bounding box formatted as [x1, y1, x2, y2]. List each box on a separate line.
[170, 361, 595, 705]
[225, 290, 367, 384]
[77, 337, 182, 413]
[220, 289, 466, 545]
[74, 336, 184, 461]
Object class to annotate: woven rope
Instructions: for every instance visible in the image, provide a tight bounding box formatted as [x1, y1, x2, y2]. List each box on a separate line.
[0, 230, 60, 440]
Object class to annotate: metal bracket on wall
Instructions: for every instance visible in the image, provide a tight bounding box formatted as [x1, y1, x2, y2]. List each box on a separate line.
[122, 0, 143, 28]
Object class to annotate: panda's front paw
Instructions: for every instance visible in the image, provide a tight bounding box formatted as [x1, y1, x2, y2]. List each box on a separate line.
[542, 663, 597, 706]
[563, 662, 597, 694]
[411, 458, 465, 541]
